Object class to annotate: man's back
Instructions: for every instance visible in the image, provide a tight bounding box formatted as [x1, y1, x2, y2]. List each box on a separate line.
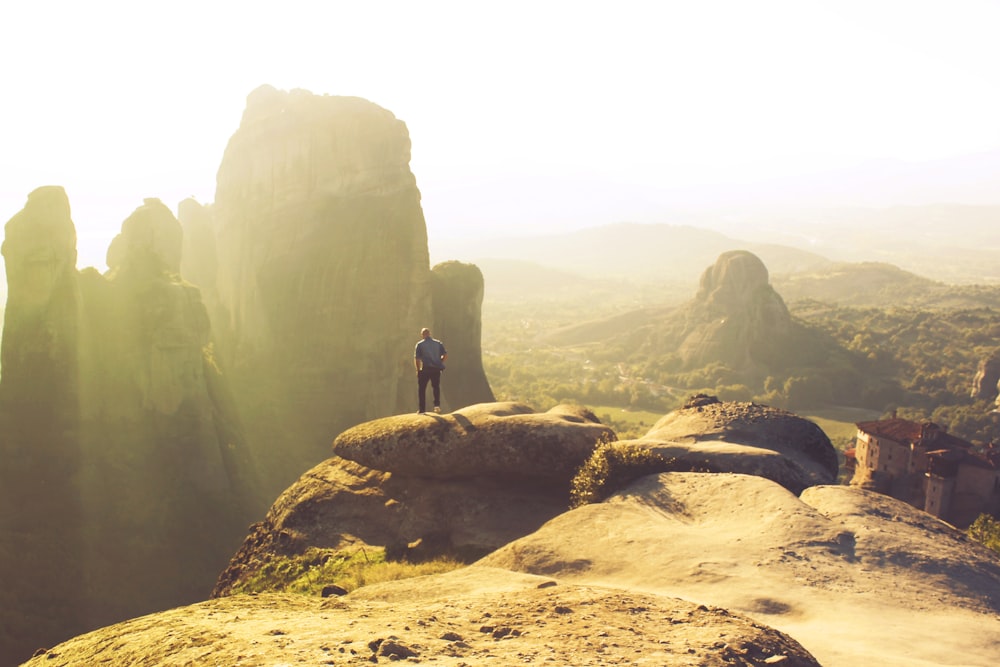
[415, 337, 446, 370]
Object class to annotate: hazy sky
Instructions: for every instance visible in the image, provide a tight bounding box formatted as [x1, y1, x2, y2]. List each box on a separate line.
[2, 0, 999, 270]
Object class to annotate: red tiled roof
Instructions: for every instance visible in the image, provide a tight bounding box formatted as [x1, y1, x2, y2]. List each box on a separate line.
[856, 418, 922, 442]
[927, 447, 999, 471]
[856, 418, 974, 452]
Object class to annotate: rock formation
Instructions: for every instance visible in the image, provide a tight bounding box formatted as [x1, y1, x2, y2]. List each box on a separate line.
[332, 401, 609, 480]
[2, 86, 498, 662]
[0, 193, 255, 665]
[30, 432, 1000, 666]
[25, 570, 822, 667]
[213, 402, 615, 597]
[625, 398, 839, 493]
[0, 186, 79, 423]
[429, 261, 495, 409]
[675, 250, 793, 368]
[971, 350, 1000, 401]
[211, 86, 430, 425]
[0, 188, 86, 666]
[543, 250, 830, 376]
[177, 197, 217, 292]
[479, 472, 1000, 666]
[179, 86, 493, 493]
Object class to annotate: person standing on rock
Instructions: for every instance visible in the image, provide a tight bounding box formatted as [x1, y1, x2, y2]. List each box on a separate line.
[414, 327, 447, 414]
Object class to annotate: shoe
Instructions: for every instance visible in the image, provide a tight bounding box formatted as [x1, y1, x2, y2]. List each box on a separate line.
[433, 406, 441, 413]
[417, 410, 425, 414]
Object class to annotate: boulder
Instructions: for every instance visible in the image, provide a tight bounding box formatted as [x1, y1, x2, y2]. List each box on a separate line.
[626, 399, 838, 493]
[211, 455, 571, 597]
[332, 401, 615, 481]
[214, 402, 614, 597]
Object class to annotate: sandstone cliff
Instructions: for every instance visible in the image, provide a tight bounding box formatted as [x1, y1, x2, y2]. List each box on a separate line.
[0, 186, 86, 666]
[0, 186, 79, 424]
[430, 261, 495, 409]
[0, 193, 255, 665]
[182, 86, 494, 493]
[212, 86, 429, 425]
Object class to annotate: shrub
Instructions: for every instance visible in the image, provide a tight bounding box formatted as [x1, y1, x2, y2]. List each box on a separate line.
[570, 438, 716, 508]
[968, 513, 1000, 555]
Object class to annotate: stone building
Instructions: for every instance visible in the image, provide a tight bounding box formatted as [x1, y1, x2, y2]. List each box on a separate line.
[851, 417, 1000, 526]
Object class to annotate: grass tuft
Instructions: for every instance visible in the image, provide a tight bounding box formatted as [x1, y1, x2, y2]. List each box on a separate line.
[570, 437, 716, 508]
[230, 546, 463, 596]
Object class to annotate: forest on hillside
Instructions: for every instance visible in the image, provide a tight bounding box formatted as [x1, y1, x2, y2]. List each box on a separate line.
[481, 292, 1000, 448]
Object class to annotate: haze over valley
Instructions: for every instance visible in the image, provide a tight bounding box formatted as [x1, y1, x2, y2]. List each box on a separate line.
[3, 2, 1000, 666]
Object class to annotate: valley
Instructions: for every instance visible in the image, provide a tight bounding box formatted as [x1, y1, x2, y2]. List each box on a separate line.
[473, 223, 1000, 451]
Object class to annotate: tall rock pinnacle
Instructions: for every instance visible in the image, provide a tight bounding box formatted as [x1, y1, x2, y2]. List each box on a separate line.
[678, 250, 793, 368]
[431, 261, 495, 408]
[0, 186, 80, 418]
[204, 86, 433, 474]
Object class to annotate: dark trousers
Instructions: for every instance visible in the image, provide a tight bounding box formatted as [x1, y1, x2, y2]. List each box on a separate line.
[417, 368, 442, 412]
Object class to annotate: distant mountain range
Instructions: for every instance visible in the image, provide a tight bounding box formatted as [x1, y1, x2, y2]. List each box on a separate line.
[708, 203, 1000, 284]
[434, 222, 832, 290]
[431, 204, 1000, 306]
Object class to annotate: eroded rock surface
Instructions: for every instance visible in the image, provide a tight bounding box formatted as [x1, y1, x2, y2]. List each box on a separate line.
[333, 402, 613, 480]
[214, 403, 614, 597]
[27, 570, 821, 667]
[625, 399, 838, 493]
[480, 473, 1000, 666]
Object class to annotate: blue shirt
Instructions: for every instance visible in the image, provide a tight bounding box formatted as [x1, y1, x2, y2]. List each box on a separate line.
[415, 337, 447, 370]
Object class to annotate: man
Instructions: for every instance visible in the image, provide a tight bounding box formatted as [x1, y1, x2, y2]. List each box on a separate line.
[414, 327, 447, 414]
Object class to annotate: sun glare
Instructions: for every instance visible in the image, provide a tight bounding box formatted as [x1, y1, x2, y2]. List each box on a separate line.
[0, 0, 999, 269]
